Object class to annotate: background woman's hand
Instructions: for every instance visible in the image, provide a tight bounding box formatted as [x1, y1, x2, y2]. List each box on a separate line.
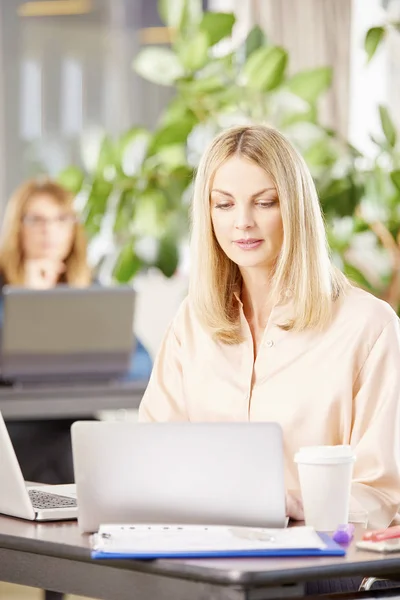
[286, 490, 304, 521]
[24, 259, 65, 289]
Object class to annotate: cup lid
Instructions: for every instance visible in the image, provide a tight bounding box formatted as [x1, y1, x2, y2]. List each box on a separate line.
[294, 445, 356, 465]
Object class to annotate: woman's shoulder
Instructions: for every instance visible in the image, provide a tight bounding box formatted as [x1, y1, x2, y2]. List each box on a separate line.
[169, 295, 209, 341]
[337, 285, 398, 334]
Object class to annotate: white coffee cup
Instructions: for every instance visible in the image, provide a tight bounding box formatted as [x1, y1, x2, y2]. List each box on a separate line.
[294, 445, 356, 531]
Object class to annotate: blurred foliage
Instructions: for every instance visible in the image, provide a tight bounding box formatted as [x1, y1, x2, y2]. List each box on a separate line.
[58, 0, 400, 314]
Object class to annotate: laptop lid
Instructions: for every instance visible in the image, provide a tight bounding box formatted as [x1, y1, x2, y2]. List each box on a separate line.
[0, 411, 77, 521]
[71, 421, 286, 533]
[0, 411, 36, 520]
[0, 285, 135, 382]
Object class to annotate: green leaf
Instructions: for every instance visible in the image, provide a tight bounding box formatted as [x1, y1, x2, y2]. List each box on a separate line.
[178, 31, 209, 71]
[162, 165, 193, 208]
[117, 128, 151, 177]
[147, 144, 188, 171]
[379, 105, 397, 148]
[57, 166, 84, 195]
[113, 190, 135, 234]
[280, 105, 318, 127]
[178, 74, 225, 95]
[161, 99, 198, 131]
[117, 128, 149, 160]
[133, 190, 168, 237]
[303, 137, 337, 168]
[286, 67, 332, 104]
[113, 242, 142, 283]
[199, 12, 235, 46]
[158, 0, 202, 34]
[156, 235, 180, 277]
[84, 179, 113, 237]
[96, 136, 117, 179]
[365, 26, 386, 63]
[243, 46, 288, 92]
[342, 261, 375, 292]
[244, 25, 267, 58]
[320, 176, 363, 218]
[391, 170, 400, 191]
[158, 0, 185, 28]
[133, 47, 184, 86]
[149, 115, 196, 153]
[352, 217, 370, 234]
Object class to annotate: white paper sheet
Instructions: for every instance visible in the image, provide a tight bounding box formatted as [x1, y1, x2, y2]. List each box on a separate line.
[92, 524, 326, 554]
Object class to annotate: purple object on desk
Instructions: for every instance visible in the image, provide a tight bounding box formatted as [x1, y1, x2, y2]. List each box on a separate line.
[332, 524, 355, 545]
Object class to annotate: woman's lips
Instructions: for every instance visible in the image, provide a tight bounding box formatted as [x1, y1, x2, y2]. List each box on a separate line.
[233, 239, 263, 250]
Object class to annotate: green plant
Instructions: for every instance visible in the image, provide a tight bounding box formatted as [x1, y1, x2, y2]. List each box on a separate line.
[324, 24, 400, 312]
[59, 0, 400, 315]
[59, 0, 346, 282]
[364, 18, 400, 63]
[326, 103, 400, 308]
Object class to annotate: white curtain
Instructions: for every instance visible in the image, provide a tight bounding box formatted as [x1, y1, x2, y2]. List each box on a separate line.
[233, 0, 352, 137]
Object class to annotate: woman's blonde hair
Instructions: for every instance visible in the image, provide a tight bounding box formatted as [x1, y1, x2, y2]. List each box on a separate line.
[189, 125, 349, 343]
[0, 178, 91, 286]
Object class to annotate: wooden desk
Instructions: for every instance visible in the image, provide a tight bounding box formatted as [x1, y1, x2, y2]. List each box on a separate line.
[1, 517, 400, 600]
[0, 380, 147, 420]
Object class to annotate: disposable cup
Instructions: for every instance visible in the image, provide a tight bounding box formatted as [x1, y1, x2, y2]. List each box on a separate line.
[294, 445, 355, 531]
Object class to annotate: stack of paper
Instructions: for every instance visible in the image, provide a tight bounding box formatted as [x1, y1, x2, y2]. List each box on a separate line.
[90, 524, 346, 559]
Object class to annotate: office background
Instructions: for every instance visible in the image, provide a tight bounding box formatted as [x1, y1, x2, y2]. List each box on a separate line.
[0, 2, 400, 596]
[0, 1, 398, 342]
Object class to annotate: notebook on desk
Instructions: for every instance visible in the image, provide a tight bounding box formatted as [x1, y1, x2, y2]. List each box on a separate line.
[0, 285, 136, 383]
[90, 524, 346, 559]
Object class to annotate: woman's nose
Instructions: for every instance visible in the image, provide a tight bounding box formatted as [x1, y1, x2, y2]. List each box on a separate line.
[235, 207, 254, 230]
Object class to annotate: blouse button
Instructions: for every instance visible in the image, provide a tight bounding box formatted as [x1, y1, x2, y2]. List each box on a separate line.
[265, 339, 274, 348]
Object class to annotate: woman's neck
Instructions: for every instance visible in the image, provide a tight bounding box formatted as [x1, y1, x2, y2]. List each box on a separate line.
[240, 268, 274, 330]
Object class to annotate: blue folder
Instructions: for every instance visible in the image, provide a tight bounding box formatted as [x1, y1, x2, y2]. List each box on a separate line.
[91, 533, 346, 560]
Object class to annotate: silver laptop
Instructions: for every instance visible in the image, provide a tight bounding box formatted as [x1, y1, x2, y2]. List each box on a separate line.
[71, 422, 286, 533]
[0, 285, 135, 382]
[0, 411, 77, 521]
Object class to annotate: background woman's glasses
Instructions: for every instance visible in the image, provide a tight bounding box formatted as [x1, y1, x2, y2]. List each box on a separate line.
[22, 215, 78, 228]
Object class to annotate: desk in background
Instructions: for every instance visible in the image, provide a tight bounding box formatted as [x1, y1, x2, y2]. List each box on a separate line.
[0, 379, 147, 420]
[1, 517, 400, 600]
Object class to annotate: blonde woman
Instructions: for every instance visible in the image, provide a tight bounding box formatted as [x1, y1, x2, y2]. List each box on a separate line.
[0, 178, 152, 482]
[139, 126, 400, 584]
[0, 178, 91, 289]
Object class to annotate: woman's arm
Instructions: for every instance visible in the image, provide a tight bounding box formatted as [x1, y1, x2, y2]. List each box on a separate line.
[350, 316, 400, 528]
[138, 321, 188, 422]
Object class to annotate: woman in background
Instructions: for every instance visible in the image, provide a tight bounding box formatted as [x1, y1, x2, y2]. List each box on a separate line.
[0, 177, 152, 485]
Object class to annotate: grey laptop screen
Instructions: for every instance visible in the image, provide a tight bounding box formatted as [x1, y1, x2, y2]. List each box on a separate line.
[0, 286, 136, 381]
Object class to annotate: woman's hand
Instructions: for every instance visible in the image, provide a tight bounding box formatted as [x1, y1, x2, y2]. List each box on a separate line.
[24, 259, 65, 289]
[286, 490, 304, 521]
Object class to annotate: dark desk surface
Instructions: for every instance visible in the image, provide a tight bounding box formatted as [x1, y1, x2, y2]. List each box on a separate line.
[1, 516, 400, 588]
[0, 379, 147, 420]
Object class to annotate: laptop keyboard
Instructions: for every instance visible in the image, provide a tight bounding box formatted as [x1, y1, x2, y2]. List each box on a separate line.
[28, 489, 77, 510]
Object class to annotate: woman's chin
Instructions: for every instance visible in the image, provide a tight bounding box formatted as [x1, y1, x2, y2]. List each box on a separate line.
[228, 251, 273, 270]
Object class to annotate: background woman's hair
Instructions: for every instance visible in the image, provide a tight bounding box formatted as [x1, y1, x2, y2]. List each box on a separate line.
[0, 178, 91, 286]
[189, 125, 349, 343]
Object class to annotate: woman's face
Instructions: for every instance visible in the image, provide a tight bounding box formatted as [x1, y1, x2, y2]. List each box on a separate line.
[210, 155, 284, 273]
[21, 194, 76, 261]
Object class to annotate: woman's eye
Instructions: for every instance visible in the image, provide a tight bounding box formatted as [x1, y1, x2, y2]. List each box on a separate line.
[215, 203, 233, 209]
[257, 200, 276, 208]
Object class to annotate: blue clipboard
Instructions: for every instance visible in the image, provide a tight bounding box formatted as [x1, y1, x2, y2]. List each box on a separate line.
[91, 533, 345, 560]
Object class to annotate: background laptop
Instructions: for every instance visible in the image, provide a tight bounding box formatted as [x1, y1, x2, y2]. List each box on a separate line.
[0, 411, 77, 521]
[72, 421, 286, 533]
[0, 285, 135, 383]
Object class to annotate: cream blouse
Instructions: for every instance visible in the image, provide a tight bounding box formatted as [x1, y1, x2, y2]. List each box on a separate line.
[139, 286, 400, 528]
